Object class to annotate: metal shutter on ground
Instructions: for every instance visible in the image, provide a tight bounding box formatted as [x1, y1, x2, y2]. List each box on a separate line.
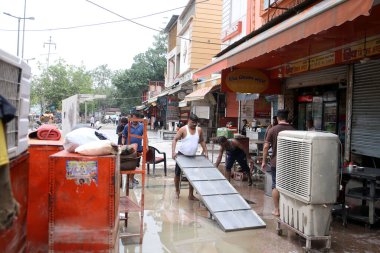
[352, 59, 380, 158]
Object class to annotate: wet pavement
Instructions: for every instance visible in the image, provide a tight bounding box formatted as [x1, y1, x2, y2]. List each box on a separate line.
[99, 125, 380, 253]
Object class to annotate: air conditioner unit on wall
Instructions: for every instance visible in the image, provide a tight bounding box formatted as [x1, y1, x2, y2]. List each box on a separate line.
[276, 131, 339, 236]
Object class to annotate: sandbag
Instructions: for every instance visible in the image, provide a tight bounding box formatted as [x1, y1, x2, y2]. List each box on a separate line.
[75, 139, 118, 156]
[64, 128, 106, 152]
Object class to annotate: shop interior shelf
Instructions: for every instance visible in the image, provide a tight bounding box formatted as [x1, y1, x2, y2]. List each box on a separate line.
[346, 187, 380, 201]
[347, 206, 380, 225]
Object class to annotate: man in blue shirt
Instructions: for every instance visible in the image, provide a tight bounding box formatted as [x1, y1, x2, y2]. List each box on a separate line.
[122, 113, 145, 186]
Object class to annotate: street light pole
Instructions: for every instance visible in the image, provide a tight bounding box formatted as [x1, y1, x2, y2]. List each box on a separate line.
[22, 0, 27, 58]
[16, 18, 21, 56]
[3, 12, 34, 57]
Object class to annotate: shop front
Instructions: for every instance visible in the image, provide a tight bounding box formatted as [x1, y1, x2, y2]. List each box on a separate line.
[285, 65, 348, 141]
[193, 0, 379, 163]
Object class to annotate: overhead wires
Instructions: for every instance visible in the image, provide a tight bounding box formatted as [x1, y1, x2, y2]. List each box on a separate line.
[0, 0, 225, 46]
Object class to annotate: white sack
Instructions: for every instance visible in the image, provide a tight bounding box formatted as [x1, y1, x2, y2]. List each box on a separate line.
[75, 140, 117, 156]
[64, 128, 101, 152]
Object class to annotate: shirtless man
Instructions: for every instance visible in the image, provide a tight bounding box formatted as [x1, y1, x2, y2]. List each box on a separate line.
[172, 113, 208, 200]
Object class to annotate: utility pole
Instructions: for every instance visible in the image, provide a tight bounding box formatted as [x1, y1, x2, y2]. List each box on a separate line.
[43, 36, 56, 67]
[22, 0, 27, 58]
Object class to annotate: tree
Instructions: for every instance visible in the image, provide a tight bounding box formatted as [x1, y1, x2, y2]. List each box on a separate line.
[113, 32, 168, 113]
[90, 65, 117, 112]
[31, 59, 93, 112]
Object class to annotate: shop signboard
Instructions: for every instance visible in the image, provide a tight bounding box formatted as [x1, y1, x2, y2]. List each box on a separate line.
[310, 53, 335, 70]
[342, 37, 380, 62]
[166, 97, 179, 121]
[254, 96, 271, 118]
[286, 59, 309, 75]
[222, 68, 280, 94]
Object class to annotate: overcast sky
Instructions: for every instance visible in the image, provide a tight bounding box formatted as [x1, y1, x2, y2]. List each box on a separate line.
[0, 0, 188, 73]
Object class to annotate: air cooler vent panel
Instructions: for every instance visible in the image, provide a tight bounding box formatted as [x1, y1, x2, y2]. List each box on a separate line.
[276, 131, 339, 204]
[277, 139, 312, 201]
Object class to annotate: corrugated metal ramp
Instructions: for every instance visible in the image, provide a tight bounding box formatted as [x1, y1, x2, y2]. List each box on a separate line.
[176, 155, 266, 232]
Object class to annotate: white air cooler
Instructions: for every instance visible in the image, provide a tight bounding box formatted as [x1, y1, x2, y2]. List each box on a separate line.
[276, 131, 339, 236]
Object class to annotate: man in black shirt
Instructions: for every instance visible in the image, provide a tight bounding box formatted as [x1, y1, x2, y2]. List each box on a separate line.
[116, 117, 128, 145]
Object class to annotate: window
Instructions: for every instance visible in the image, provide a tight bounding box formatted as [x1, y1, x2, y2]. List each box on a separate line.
[263, 0, 279, 10]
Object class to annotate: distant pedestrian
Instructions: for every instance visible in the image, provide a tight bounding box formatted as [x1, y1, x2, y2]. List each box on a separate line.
[116, 117, 128, 145]
[90, 115, 95, 128]
[241, 119, 249, 136]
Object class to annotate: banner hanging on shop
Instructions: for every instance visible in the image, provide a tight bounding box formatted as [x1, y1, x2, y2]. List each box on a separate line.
[221, 68, 281, 94]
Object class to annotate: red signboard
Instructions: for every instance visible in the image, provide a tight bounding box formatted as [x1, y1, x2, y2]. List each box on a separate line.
[298, 95, 313, 102]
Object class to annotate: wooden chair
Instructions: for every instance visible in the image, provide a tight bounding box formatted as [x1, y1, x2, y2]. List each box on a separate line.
[146, 146, 167, 176]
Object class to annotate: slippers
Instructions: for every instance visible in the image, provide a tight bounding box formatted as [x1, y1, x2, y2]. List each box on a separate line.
[188, 196, 199, 201]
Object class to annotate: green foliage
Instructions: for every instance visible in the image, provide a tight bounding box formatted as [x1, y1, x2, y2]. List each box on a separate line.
[31, 59, 92, 112]
[113, 32, 168, 113]
[30, 31, 168, 115]
[90, 65, 117, 111]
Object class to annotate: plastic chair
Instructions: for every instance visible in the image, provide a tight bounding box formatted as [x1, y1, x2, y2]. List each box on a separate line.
[146, 146, 167, 176]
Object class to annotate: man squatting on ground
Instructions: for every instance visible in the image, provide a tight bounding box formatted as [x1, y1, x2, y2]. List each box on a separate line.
[172, 113, 208, 200]
[214, 136, 254, 186]
[261, 109, 294, 216]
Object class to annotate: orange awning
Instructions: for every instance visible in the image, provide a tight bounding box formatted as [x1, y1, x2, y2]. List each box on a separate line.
[194, 0, 374, 79]
[184, 86, 214, 102]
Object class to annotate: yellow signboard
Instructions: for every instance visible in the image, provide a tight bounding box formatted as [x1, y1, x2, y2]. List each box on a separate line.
[310, 53, 335, 70]
[225, 69, 269, 93]
[286, 59, 308, 75]
[367, 38, 380, 56]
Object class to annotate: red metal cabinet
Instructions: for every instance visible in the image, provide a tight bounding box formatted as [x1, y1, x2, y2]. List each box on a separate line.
[0, 152, 29, 253]
[27, 139, 63, 252]
[48, 150, 119, 252]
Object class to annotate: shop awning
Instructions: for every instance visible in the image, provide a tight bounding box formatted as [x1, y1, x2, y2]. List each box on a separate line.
[168, 85, 182, 95]
[178, 100, 188, 108]
[147, 96, 158, 104]
[135, 105, 146, 110]
[158, 90, 169, 97]
[193, 0, 374, 79]
[184, 86, 214, 102]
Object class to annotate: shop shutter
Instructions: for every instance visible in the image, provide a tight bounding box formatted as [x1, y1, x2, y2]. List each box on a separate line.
[351, 59, 380, 158]
[286, 65, 347, 89]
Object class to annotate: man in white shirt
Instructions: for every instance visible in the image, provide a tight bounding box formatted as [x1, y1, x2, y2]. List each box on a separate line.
[172, 113, 208, 200]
